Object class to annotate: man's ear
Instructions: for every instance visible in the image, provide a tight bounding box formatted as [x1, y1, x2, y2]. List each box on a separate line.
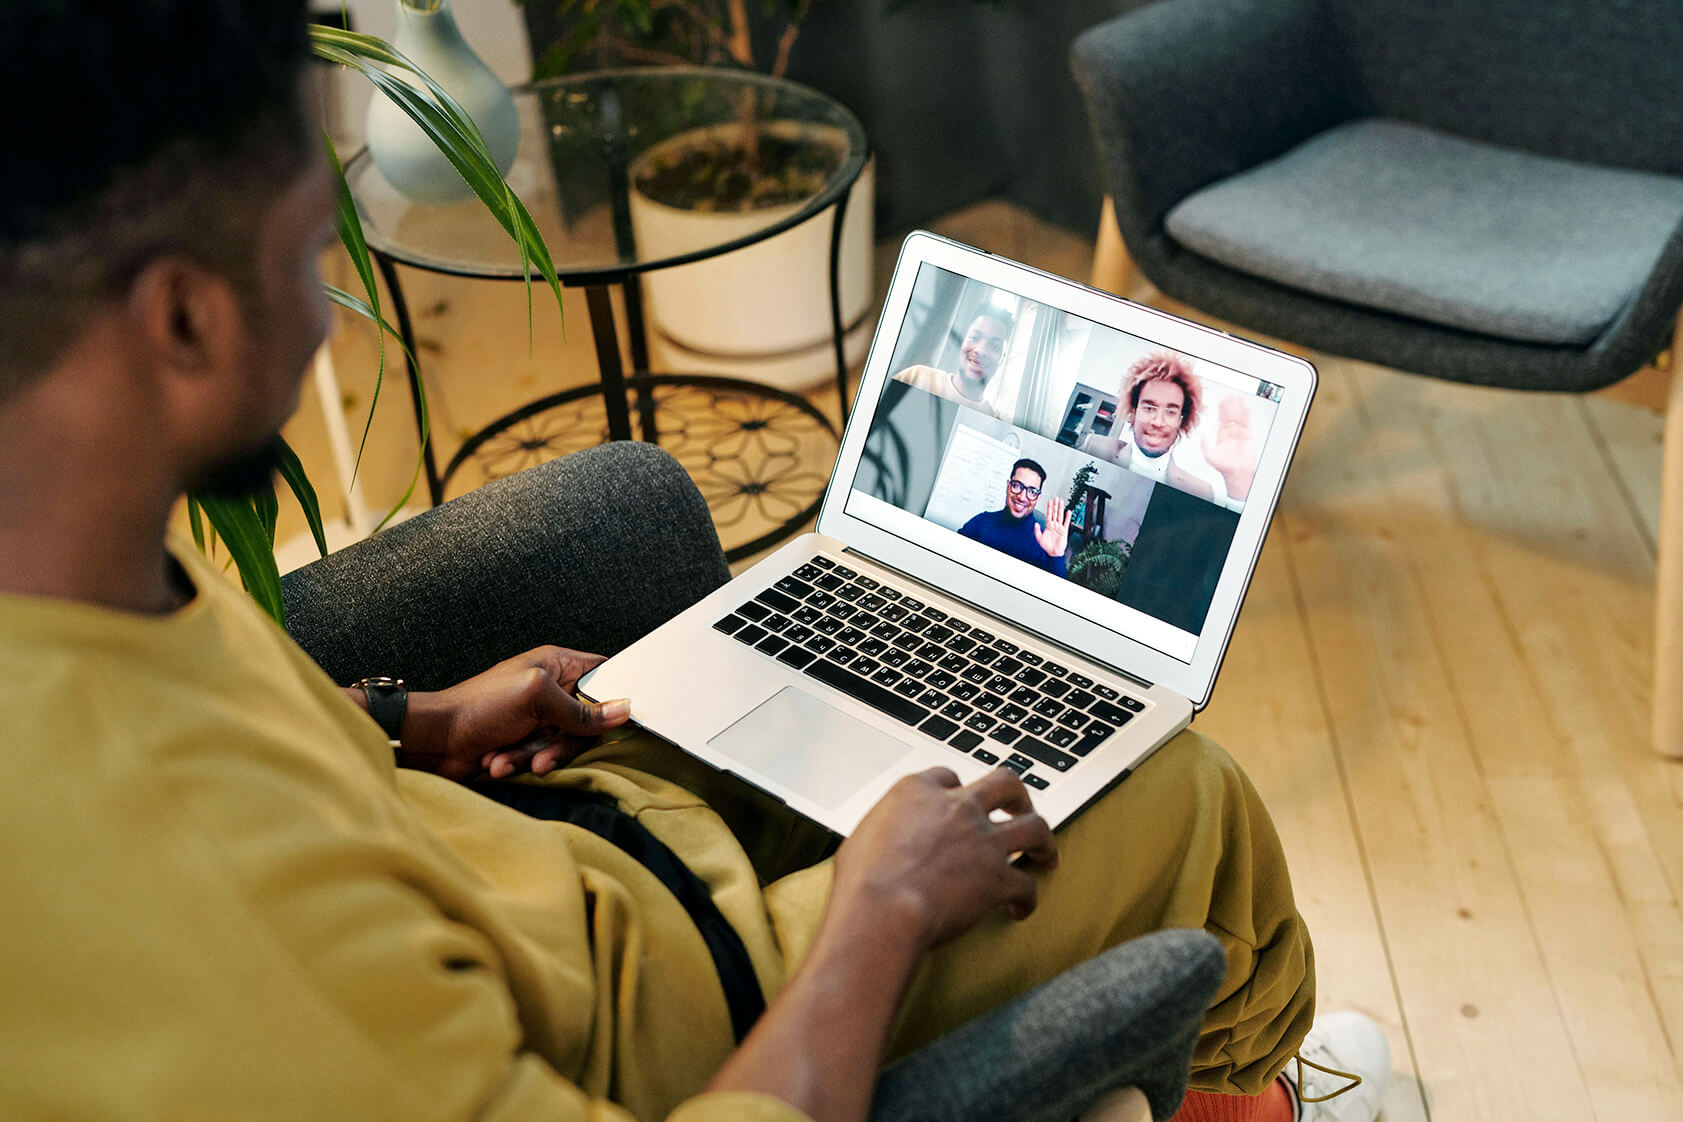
[124, 256, 244, 392]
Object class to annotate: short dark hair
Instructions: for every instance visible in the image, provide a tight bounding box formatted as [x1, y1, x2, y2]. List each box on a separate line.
[1010, 458, 1046, 487]
[0, 1, 313, 399]
[971, 306, 1016, 338]
[1122, 350, 1202, 434]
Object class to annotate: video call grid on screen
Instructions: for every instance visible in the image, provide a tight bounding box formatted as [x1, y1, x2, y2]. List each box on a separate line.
[848, 262, 1285, 662]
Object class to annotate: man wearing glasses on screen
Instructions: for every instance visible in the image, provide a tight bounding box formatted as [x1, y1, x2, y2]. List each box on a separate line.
[957, 459, 1072, 576]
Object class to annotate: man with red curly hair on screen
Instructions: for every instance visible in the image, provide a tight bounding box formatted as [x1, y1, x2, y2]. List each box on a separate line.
[1086, 351, 1219, 501]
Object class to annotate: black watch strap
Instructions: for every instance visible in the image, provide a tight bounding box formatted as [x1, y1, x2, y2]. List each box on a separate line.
[354, 677, 408, 744]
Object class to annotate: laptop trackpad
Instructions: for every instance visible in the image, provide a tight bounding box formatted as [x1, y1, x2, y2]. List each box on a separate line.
[709, 686, 911, 810]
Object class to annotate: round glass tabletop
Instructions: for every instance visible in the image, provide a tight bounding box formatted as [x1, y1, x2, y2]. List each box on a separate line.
[345, 66, 869, 282]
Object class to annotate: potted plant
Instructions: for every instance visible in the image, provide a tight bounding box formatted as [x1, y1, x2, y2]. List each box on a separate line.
[193, 19, 562, 624]
[1068, 537, 1131, 599]
[525, 0, 876, 392]
[1063, 461, 1132, 598]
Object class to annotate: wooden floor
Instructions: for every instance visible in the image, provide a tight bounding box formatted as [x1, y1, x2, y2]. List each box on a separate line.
[287, 200, 1682, 1122]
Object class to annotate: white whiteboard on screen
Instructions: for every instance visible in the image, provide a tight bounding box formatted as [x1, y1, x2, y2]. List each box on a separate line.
[924, 422, 1023, 532]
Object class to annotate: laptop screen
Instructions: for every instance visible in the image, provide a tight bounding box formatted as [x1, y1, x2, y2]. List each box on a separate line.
[842, 261, 1289, 665]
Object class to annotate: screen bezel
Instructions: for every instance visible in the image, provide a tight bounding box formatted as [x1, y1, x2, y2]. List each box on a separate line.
[816, 231, 1316, 708]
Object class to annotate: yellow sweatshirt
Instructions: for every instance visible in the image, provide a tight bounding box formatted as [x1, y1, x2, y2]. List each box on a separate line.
[0, 543, 809, 1122]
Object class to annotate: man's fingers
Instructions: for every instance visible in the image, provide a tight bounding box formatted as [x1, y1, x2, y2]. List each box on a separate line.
[485, 738, 543, 778]
[997, 812, 1059, 870]
[530, 671, 629, 735]
[908, 763, 962, 790]
[482, 724, 564, 776]
[522, 645, 608, 690]
[555, 649, 608, 689]
[577, 695, 631, 732]
[485, 749, 525, 779]
[531, 735, 598, 774]
[1000, 868, 1040, 921]
[484, 734, 592, 778]
[969, 765, 1034, 812]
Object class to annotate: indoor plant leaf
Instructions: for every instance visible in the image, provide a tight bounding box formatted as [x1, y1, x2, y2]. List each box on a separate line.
[372, 349, 431, 535]
[275, 438, 329, 560]
[321, 283, 428, 531]
[323, 284, 415, 366]
[253, 482, 280, 547]
[323, 134, 394, 482]
[195, 495, 287, 623]
[186, 496, 207, 554]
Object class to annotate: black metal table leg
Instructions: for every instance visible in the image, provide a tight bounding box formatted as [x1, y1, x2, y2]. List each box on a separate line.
[621, 277, 660, 442]
[829, 178, 855, 428]
[585, 285, 636, 442]
[375, 250, 443, 506]
[596, 83, 659, 444]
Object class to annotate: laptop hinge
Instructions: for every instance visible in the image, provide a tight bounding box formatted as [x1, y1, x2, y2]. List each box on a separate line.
[840, 548, 1158, 692]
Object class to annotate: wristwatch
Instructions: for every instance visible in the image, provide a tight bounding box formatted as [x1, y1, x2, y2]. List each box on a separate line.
[353, 676, 408, 746]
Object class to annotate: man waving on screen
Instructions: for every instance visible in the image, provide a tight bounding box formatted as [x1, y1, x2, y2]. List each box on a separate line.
[957, 459, 1072, 577]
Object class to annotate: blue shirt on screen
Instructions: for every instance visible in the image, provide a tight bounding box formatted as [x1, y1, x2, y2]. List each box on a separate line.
[957, 508, 1067, 578]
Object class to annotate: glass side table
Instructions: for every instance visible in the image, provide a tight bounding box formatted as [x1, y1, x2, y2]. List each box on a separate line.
[345, 66, 870, 560]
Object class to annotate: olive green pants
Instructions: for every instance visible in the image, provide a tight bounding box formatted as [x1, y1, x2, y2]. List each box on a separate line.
[589, 727, 1315, 1096]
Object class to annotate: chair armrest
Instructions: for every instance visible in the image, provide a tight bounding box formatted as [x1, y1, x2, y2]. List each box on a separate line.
[280, 443, 730, 690]
[868, 928, 1226, 1122]
[1071, 0, 1357, 243]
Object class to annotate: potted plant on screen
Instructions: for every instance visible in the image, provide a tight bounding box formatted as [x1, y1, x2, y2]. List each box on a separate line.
[191, 19, 562, 624]
[524, 0, 876, 393]
[1064, 461, 1131, 598]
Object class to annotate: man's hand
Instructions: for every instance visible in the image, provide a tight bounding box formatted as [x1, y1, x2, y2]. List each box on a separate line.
[1202, 396, 1258, 501]
[1032, 497, 1072, 559]
[390, 646, 630, 781]
[832, 767, 1059, 950]
[705, 767, 1057, 1120]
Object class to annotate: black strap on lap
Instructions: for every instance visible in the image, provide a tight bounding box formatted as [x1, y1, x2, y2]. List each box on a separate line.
[474, 782, 767, 1042]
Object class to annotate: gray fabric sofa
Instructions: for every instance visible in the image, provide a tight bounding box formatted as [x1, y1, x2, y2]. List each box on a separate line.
[281, 443, 1227, 1120]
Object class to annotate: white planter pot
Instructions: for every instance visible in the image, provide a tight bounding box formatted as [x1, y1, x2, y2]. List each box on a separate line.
[629, 122, 875, 393]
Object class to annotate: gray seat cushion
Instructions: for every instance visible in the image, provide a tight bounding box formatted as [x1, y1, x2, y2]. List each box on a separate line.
[1164, 118, 1683, 345]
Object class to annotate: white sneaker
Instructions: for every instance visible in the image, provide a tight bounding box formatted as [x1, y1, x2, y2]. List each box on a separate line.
[1283, 1011, 1392, 1122]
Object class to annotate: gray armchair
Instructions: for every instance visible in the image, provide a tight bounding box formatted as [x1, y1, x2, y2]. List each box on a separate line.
[280, 444, 1228, 1121]
[1071, 0, 1683, 756]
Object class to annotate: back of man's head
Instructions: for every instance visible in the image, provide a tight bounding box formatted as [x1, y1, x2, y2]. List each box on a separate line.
[0, 1, 312, 401]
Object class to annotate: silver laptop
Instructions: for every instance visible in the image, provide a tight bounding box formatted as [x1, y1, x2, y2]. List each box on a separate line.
[580, 231, 1315, 835]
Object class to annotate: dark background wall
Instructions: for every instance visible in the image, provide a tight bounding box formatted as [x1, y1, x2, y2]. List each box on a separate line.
[523, 0, 1153, 236]
[785, 0, 1151, 234]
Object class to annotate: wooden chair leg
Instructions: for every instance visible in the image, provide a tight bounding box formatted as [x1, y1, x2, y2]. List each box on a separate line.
[1092, 196, 1137, 298]
[1656, 311, 1683, 758]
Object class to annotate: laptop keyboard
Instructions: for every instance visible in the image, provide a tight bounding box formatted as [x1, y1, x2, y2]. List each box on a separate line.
[711, 554, 1148, 791]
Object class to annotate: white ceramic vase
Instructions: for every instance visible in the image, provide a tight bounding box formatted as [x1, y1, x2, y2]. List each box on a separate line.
[364, 0, 519, 205]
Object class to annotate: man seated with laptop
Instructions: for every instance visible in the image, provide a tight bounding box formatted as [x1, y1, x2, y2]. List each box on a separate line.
[0, 4, 1389, 1122]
